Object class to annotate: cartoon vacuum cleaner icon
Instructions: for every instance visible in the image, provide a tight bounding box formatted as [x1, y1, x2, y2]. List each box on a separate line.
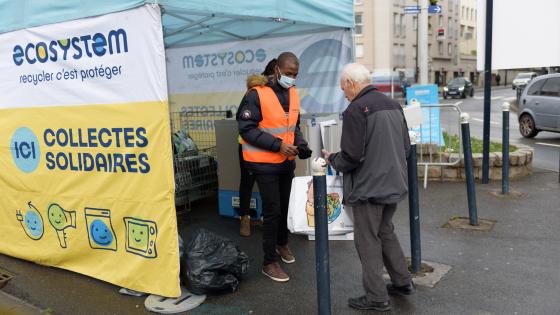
[47, 203, 76, 248]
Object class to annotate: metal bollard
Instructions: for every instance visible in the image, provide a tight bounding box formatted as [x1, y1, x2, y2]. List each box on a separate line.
[311, 158, 331, 315]
[460, 113, 479, 226]
[407, 131, 421, 274]
[501, 102, 510, 194]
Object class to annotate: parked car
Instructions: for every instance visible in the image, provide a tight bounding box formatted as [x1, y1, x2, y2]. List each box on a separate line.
[517, 73, 560, 138]
[512, 72, 537, 90]
[443, 77, 474, 99]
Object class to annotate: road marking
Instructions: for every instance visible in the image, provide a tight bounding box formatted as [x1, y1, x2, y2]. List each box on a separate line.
[535, 142, 560, 148]
[471, 117, 500, 125]
[453, 101, 463, 106]
[473, 96, 504, 100]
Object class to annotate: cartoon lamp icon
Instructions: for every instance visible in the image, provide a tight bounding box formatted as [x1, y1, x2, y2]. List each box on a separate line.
[47, 203, 77, 248]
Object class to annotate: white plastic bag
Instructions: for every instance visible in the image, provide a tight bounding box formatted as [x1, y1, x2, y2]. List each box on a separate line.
[288, 176, 353, 235]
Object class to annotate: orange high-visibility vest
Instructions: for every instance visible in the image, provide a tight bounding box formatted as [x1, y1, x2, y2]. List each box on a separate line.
[242, 85, 300, 163]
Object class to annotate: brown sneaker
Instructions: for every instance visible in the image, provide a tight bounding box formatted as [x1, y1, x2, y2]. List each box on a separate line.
[239, 215, 251, 237]
[262, 262, 290, 282]
[276, 245, 295, 264]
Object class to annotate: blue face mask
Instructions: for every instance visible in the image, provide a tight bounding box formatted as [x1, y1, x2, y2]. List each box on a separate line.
[277, 69, 296, 89]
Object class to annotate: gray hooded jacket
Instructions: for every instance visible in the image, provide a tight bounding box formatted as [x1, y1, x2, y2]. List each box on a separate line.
[329, 86, 410, 205]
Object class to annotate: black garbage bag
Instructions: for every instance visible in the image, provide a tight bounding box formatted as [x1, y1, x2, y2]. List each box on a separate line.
[182, 229, 249, 295]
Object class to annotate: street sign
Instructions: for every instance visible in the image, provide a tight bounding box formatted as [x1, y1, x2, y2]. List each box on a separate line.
[428, 5, 442, 14]
[404, 6, 421, 14]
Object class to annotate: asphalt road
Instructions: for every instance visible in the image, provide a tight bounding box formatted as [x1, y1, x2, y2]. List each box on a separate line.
[440, 87, 560, 172]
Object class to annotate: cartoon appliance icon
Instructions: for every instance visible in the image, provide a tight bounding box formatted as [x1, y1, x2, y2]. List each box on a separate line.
[16, 201, 44, 241]
[123, 217, 158, 258]
[85, 208, 117, 251]
[47, 203, 76, 248]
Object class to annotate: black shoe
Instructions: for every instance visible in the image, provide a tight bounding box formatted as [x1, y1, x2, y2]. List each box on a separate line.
[348, 296, 391, 311]
[387, 282, 416, 296]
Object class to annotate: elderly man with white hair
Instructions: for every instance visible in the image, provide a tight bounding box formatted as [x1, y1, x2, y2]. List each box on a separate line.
[323, 63, 414, 311]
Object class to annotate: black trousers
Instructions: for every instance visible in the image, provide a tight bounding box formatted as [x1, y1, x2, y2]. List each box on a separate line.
[238, 144, 256, 217]
[255, 172, 294, 265]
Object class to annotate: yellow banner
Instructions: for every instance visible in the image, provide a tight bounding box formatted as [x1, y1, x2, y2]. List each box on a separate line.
[0, 5, 179, 297]
[0, 102, 179, 297]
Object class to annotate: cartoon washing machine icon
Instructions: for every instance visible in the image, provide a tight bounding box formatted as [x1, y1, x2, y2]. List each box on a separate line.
[85, 208, 117, 251]
[123, 217, 158, 259]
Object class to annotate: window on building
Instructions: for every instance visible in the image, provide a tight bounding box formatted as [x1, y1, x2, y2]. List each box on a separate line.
[355, 44, 364, 58]
[413, 16, 418, 30]
[355, 13, 363, 35]
[461, 25, 465, 38]
[438, 16, 443, 27]
[394, 13, 399, 36]
[400, 14, 405, 37]
[466, 26, 474, 39]
[400, 44, 405, 66]
[438, 42, 443, 55]
[462, 6, 465, 18]
[448, 43, 452, 55]
[393, 44, 399, 64]
[428, 16, 432, 33]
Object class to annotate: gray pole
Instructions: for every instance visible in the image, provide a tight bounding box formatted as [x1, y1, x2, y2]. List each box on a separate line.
[501, 102, 510, 194]
[311, 158, 331, 315]
[461, 113, 479, 226]
[418, 0, 429, 84]
[482, 0, 494, 184]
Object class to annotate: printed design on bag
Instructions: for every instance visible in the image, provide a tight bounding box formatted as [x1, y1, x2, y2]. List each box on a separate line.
[85, 208, 117, 251]
[16, 201, 44, 240]
[123, 217, 157, 258]
[47, 203, 77, 248]
[305, 180, 342, 227]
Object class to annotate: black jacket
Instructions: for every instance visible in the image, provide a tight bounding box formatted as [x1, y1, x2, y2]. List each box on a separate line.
[237, 82, 307, 174]
[329, 85, 410, 205]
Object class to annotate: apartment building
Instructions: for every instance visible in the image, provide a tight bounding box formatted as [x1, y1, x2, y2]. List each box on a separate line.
[354, 0, 478, 86]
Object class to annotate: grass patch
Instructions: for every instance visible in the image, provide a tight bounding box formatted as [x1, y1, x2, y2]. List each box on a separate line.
[441, 132, 516, 154]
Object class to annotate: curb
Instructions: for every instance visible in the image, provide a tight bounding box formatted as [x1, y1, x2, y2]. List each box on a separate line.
[0, 291, 43, 315]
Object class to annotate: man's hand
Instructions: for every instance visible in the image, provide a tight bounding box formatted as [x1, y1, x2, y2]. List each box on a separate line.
[321, 149, 332, 165]
[280, 142, 299, 157]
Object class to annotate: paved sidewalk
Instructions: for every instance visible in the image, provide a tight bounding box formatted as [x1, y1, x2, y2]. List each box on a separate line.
[0, 169, 559, 314]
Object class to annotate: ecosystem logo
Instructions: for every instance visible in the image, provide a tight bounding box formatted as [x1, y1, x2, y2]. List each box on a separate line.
[182, 48, 266, 69]
[13, 28, 128, 66]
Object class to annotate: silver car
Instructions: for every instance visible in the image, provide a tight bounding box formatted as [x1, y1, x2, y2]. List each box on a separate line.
[518, 74, 560, 138]
[512, 72, 537, 90]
